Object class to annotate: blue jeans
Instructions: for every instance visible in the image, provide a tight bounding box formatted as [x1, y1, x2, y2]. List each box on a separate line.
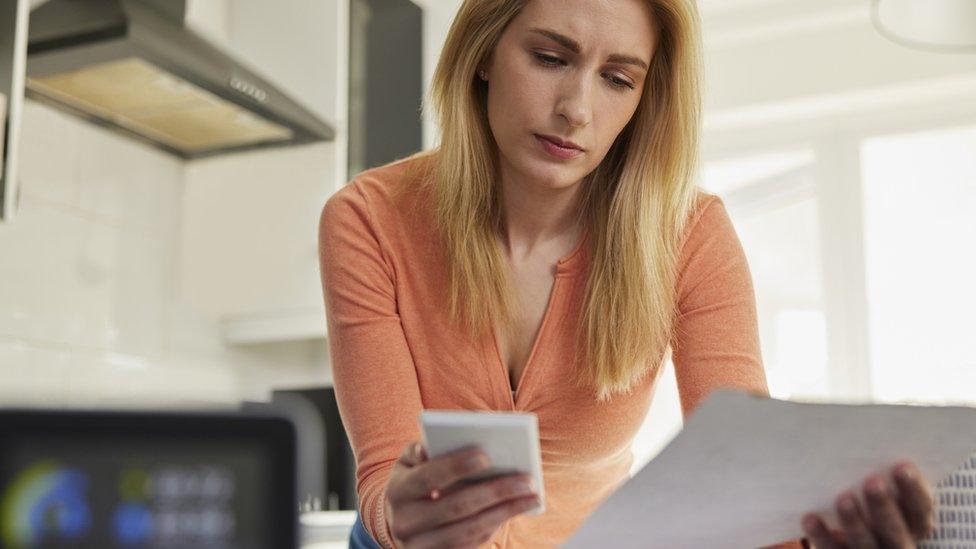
[349, 511, 383, 549]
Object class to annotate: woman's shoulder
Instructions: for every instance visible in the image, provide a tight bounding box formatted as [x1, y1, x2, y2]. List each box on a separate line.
[673, 188, 750, 299]
[687, 188, 724, 227]
[679, 188, 730, 247]
[321, 150, 436, 231]
[319, 151, 441, 274]
[348, 150, 435, 201]
[674, 188, 744, 278]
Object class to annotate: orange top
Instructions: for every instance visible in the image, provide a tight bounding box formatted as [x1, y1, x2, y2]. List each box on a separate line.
[318, 153, 805, 549]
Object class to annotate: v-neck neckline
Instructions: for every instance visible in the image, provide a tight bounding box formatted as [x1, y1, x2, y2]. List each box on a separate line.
[491, 228, 589, 408]
[490, 276, 562, 409]
[555, 227, 590, 277]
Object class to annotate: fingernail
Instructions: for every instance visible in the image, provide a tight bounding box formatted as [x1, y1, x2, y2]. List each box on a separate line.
[839, 494, 856, 514]
[465, 454, 488, 471]
[868, 477, 887, 496]
[802, 514, 819, 532]
[896, 464, 915, 481]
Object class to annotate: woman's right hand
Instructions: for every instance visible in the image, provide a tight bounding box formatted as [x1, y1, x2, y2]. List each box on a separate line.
[382, 441, 541, 548]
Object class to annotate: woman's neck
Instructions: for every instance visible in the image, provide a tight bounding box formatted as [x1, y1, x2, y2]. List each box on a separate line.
[496, 167, 585, 261]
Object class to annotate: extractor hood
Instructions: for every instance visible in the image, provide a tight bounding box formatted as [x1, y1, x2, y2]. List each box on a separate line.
[25, 0, 335, 159]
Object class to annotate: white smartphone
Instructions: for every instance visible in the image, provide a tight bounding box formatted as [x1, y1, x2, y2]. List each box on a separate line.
[418, 409, 545, 515]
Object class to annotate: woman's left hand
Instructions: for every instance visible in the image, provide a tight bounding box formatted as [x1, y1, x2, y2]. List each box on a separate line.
[801, 460, 936, 548]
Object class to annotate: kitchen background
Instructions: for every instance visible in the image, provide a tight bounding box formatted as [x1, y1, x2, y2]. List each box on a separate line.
[1, 0, 975, 517]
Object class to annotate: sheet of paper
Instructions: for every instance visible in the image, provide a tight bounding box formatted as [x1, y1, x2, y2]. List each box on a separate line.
[564, 389, 976, 549]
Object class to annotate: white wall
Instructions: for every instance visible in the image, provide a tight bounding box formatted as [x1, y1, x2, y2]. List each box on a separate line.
[0, 99, 330, 409]
[180, 0, 346, 322]
[0, 0, 344, 409]
[417, 0, 976, 154]
[180, 0, 347, 395]
[418, 0, 463, 150]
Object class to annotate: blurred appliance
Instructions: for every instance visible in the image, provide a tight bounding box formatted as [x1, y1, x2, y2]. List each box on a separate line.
[23, 0, 335, 159]
[0, 0, 28, 222]
[873, 0, 976, 52]
[244, 386, 358, 513]
[0, 408, 297, 549]
[348, 0, 423, 178]
[271, 386, 359, 511]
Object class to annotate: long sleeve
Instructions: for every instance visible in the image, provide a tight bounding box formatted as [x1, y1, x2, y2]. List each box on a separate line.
[671, 194, 806, 549]
[318, 182, 423, 548]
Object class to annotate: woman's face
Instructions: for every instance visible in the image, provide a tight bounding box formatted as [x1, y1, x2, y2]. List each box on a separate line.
[482, 0, 658, 191]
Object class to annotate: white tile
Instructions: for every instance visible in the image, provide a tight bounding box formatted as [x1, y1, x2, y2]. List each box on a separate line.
[0, 96, 326, 410]
[61, 351, 123, 407]
[180, 144, 333, 317]
[13, 201, 177, 354]
[234, 340, 332, 402]
[110, 230, 169, 356]
[60, 349, 241, 409]
[73, 123, 183, 235]
[17, 102, 80, 208]
[0, 340, 69, 407]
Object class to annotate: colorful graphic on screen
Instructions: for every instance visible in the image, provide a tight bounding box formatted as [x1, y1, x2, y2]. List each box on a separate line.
[0, 460, 93, 547]
[2, 458, 246, 548]
[0, 429, 273, 549]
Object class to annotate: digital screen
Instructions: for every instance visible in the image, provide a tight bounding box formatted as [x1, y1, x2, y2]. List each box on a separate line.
[0, 417, 293, 549]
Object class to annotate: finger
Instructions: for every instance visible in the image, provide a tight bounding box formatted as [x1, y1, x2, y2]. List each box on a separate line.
[387, 442, 432, 506]
[834, 491, 879, 549]
[802, 514, 844, 549]
[397, 446, 490, 500]
[406, 494, 540, 549]
[436, 468, 513, 498]
[891, 462, 936, 540]
[399, 473, 535, 534]
[863, 475, 913, 547]
[396, 441, 424, 468]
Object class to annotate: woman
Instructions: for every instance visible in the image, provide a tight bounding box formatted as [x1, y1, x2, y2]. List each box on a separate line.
[318, 0, 936, 547]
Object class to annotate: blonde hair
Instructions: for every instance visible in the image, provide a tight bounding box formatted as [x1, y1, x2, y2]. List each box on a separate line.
[414, 0, 704, 401]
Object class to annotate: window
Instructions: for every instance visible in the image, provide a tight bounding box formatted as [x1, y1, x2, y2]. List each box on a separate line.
[631, 147, 828, 473]
[703, 148, 830, 401]
[861, 123, 976, 405]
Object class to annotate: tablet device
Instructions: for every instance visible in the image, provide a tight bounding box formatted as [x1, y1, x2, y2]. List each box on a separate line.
[419, 410, 545, 515]
[0, 408, 296, 549]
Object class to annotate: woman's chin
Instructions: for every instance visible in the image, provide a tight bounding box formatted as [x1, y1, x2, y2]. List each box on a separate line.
[537, 172, 584, 192]
[521, 162, 584, 191]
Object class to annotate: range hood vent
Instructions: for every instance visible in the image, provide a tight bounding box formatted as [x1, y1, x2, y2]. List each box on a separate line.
[25, 0, 335, 159]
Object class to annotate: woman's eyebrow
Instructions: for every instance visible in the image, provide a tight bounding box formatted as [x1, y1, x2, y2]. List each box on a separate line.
[527, 27, 649, 71]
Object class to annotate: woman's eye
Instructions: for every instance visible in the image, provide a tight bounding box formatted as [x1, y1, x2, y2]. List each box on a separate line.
[607, 75, 635, 90]
[533, 52, 563, 67]
[532, 52, 636, 91]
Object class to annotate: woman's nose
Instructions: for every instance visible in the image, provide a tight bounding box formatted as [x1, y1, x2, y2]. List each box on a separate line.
[556, 76, 593, 128]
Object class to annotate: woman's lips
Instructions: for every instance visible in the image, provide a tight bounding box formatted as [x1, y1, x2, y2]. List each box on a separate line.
[534, 134, 584, 160]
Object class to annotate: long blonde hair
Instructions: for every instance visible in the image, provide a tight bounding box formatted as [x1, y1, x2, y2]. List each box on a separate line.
[416, 0, 703, 401]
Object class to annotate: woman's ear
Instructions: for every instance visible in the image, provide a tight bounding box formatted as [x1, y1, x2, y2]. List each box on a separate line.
[478, 53, 495, 81]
